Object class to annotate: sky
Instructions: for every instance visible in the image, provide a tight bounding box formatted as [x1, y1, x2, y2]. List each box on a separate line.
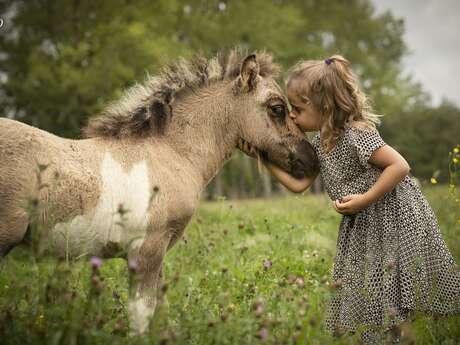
[372, 0, 460, 107]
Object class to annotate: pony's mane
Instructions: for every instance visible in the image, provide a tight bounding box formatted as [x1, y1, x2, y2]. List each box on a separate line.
[83, 48, 280, 139]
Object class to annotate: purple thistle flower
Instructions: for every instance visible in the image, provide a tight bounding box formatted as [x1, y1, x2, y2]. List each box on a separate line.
[90, 256, 103, 270]
[128, 259, 138, 273]
[255, 327, 269, 341]
[263, 259, 272, 270]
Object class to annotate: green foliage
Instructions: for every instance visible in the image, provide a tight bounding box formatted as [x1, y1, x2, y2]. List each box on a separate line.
[1, 188, 459, 344]
[380, 102, 460, 182]
[0, 0, 457, 197]
[0, 0, 188, 137]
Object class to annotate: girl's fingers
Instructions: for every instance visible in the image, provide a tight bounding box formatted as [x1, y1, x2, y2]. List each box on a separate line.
[341, 195, 353, 202]
[333, 200, 344, 213]
[336, 200, 347, 210]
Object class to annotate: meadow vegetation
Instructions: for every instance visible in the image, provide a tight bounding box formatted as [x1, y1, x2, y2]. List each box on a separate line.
[1, 183, 459, 345]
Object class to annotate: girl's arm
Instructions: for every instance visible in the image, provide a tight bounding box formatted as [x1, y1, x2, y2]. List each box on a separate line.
[334, 144, 410, 214]
[364, 145, 410, 203]
[264, 162, 317, 193]
[237, 138, 316, 193]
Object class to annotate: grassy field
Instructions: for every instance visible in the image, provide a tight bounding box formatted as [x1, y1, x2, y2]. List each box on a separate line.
[1, 186, 459, 344]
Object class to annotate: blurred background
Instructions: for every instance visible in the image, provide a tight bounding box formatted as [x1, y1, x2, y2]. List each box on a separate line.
[1, 0, 459, 200]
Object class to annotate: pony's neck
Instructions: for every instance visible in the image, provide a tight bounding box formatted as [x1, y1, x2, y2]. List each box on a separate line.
[164, 83, 238, 188]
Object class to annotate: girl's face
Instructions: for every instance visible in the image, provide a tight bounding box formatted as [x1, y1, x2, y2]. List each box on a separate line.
[287, 87, 322, 132]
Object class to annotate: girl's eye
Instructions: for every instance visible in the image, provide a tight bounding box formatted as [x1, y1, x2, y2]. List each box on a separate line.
[270, 104, 286, 117]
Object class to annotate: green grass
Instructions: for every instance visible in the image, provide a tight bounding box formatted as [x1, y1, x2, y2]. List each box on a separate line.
[1, 187, 459, 344]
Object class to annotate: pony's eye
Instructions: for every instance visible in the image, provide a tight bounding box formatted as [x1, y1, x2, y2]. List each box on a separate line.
[270, 104, 286, 118]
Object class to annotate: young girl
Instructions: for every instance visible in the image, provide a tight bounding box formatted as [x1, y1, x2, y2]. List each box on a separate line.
[242, 55, 460, 343]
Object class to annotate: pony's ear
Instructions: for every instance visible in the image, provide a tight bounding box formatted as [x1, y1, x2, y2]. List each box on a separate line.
[148, 90, 173, 135]
[238, 54, 259, 92]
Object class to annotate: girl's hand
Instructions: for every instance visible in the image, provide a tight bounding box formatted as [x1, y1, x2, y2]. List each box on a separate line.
[332, 194, 370, 215]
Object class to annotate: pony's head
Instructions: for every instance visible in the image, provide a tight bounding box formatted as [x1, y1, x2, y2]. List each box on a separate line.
[83, 48, 319, 179]
[233, 53, 319, 178]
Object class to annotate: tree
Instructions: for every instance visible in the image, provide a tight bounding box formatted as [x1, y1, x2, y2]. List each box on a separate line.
[1, 0, 445, 198]
[0, 0, 188, 137]
[380, 101, 460, 182]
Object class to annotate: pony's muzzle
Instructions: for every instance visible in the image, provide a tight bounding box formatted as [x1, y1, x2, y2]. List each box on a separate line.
[289, 140, 319, 179]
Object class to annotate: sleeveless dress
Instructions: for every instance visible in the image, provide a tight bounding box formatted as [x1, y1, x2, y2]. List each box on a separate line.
[311, 125, 460, 341]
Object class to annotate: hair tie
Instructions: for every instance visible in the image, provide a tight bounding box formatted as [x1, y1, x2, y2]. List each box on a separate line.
[324, 58, 333, 65]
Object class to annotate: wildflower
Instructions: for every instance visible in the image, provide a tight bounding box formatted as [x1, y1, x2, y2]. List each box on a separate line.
[254, 304, 264, 318]
[252, 297, 265, 317]
[453, 157, 459, 164]
[263, 259, 272, 270]
[128, 259, 138, 273]
[430, 177, 437, 184]
[252, 297, 264, 310]
[238, 223, 245, 229]
[295, 277, 305, 288]
[255, 327, 269, 341]
[454, 147, 459, 154]
[90, 256, 103, 270]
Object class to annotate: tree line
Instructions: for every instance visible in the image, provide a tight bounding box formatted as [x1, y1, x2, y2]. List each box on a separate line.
[1, 0, 458, 199]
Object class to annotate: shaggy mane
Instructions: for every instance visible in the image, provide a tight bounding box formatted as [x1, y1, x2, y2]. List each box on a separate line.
[83, 48, 280, 139]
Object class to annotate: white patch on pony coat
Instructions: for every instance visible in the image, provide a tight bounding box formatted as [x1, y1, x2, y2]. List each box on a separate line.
[128, 293, 156, 334]
[49, 152, 151, 257]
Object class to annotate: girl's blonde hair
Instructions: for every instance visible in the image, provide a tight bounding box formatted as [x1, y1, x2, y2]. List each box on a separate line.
[286, 55, 381, 153]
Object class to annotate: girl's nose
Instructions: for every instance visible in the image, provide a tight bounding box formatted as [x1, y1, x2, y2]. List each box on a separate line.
[288, 111, 296, 120]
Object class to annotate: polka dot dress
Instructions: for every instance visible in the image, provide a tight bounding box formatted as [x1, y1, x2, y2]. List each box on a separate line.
[312, 125, 460, 342]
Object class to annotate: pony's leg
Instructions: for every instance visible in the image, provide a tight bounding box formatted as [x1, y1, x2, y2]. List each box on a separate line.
[127, 230, 171, 335]
[0, 209, 28, 258]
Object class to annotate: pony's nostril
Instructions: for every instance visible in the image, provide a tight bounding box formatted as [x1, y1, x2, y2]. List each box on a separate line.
[291, 140, 319, 177]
